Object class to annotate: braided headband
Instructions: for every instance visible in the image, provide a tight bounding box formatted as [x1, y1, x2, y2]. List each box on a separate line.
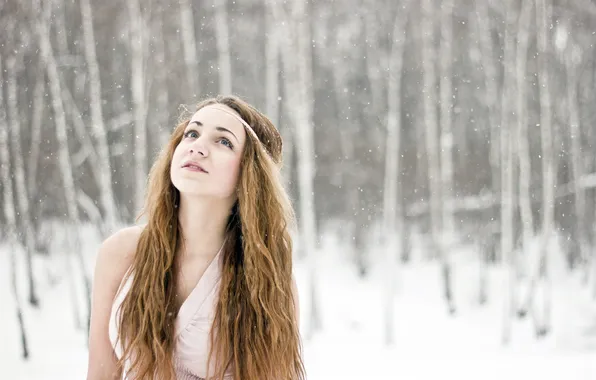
[209, 105, 260, 142]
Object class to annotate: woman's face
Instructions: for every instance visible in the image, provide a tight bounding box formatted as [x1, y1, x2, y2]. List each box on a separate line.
[170, 104, 248, 202]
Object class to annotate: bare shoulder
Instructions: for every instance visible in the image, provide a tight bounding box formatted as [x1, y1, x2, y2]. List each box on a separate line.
[94, 225, 144, 282]
[99, 225, 144, 258]
[87, 225, 144, 379]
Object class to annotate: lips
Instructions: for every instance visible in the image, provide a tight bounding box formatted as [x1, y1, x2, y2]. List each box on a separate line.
[182, 161, 208, 173]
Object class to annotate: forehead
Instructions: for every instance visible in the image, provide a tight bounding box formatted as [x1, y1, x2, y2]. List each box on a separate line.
[188, 105, 246, 136]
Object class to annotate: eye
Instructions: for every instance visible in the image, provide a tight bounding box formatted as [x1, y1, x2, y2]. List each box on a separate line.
[184, 130, 199, 139]
[218, 137, 234, 149]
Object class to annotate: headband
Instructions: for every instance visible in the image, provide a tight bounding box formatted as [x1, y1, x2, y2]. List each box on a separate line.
[210, 105, 260, 142]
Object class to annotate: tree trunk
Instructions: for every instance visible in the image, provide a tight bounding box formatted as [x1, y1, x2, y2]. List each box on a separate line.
[500, 0, 517, 345]
[439, 0, 455, 241]
[515, 0, 536, 321]
[383, 0, 412, 345]
[27, 66, 46, 246]
[535, 0, 554, 337]
[214, 0, 232, 94]
[265, 5, 280, 129]
[439, 0, 456, 314]
[272, 0, 321, 337]
[27, 68, 45, 194]
[475, 0, 501, 196]
[6, 52, 40, 308]
[565, 47, 588, 280]
[80, 0, 119, 233]
[0, 56, 30, 360]
[265, 5, 289, 186]
[516, 0, 534, 290]
[294, 0, 320, 338]
[421, 0, 453, 314]
[127, 0, 149, 216]
[154, 6, 171, 147]
[330, 23, 363, 275]
[179, 0, 200, 98]
[363, 0, 386, 134]
[36, 0, 92, 334]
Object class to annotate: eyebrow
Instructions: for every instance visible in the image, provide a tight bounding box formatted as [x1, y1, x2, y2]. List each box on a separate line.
[188, 121, 239, 143]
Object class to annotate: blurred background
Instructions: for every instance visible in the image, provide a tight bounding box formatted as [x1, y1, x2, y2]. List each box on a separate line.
[1, 0, 596, 378]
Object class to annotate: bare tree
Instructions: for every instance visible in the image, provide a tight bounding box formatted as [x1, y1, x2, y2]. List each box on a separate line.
[534, 0, 554, 337]
[439, 0, 456, 314]
[439, 0, 455, 240]
[80, 0, 119, 232]
[500, 0, 517, 345]
[421, 0, 454, 314]
[0, 55, 30, 360]
[272, 0, 321, 337]
[264, 3, 289, 186]
[27, 67, 45, 194]
[153, 4, 171, 147]
[179, 0, 200, 97]
[293, 0, 320, 338]
[214, 0, 232, 94]
[35, 0, 91, 333]
[330, 14, 364, 274]
[560, 23, 588, 281]
[127, 0, 149, 215]
[5, 36, 40, 308]
[383, 0, 412, 345]
[515, 0, 535, 310]
[363, 0, 386, 131]
[265, 4, 280, 128]
[475, 0, 501, 195]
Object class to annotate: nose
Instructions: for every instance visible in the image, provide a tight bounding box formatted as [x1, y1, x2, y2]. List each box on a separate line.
[189, 136, 208, 157]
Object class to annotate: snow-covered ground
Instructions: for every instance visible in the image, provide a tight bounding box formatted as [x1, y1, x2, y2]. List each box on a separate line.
[2, 223, 595, 379]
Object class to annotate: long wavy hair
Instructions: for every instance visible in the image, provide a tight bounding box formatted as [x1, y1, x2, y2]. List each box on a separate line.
[116, 95, 305, 380]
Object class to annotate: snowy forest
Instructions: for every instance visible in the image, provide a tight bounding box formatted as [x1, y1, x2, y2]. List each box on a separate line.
[1, 0, 596, 378]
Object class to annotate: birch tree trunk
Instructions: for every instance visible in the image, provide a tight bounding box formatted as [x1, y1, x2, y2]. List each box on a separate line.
[6, 52, 40, 307]
[439, 0, 455, 241]
[330, 26, 364, 274]
[421, 0, 454, 314]
[535, 0, 554, 337]
[52, 0, 104, 229]
[214, 0, 232, 94]
[265, 5, 280, 129]
[439, 0, 456, 314]
[0, 57, 30, 360]
[265, 5, 289, 185]
[475, 0, 501, 195]
[36, 0, 91, 333]
[294, 0, 320, 337]
[565, 46, 588, 281]
[179, 0, 200, 97]
[127, 0, 149, 216]
[500, 0, 517, 345]
[515, 1, 534, 313]
[80, 0, 119, 232]
[364, 0, 386, 130]
[27, 68, 45, 194]
[154, 6, 171, 147]
[272, 0, 321, 337]
[383, 0, 412, 345]
[27, 66, 46, 241]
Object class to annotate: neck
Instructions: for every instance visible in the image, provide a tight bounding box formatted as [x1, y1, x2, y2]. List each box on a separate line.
[177, 194, 233, 259]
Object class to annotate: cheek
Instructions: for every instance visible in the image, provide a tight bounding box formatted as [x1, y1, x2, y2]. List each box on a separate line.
[221, 156, 242, 187]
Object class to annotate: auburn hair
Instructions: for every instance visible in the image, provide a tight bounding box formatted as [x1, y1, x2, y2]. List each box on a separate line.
[116, 95, 305, 380]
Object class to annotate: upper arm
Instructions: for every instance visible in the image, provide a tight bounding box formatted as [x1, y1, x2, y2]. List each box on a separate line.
[87, 226, 141, 380]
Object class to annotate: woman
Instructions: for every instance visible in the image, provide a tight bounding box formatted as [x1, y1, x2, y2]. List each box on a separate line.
[87, 95, 306, 380]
